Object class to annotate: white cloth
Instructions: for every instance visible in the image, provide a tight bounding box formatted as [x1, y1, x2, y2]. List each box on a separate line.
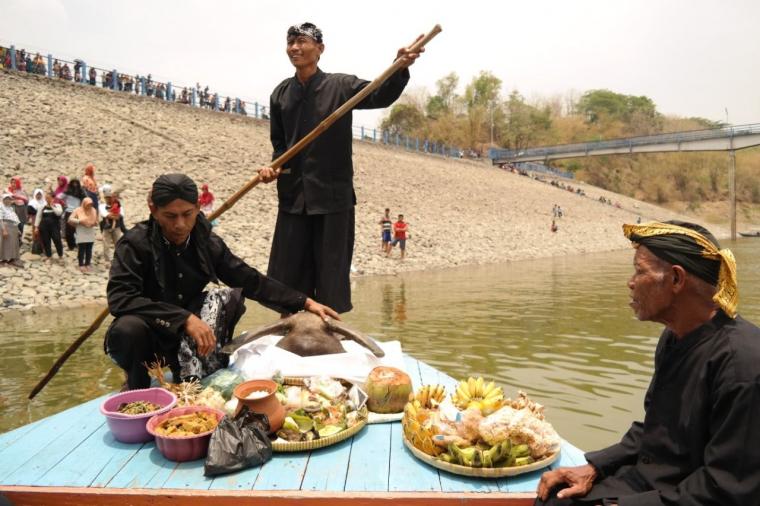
[230, 335, 406, 386]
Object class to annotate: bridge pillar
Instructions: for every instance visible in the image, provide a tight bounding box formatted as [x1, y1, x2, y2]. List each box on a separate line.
[729, 149, 736, 241]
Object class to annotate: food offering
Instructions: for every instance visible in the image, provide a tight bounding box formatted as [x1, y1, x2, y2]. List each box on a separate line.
[146, 405, 226, 462]
[117, 401, 162, 415]
[146, 359, 226, 411]
[154, 411, 220, 437]
[100, 387, 178, 444]
[272, 376, 368, 452]
[402, 377, 561, 477]
[364, 366, 413, 414]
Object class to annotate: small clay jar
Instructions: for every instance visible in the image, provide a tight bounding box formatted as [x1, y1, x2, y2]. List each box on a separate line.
[233, 379, 285, 433]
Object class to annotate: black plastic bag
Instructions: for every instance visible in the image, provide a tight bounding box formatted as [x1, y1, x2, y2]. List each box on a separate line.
[204, 406, 273, 476]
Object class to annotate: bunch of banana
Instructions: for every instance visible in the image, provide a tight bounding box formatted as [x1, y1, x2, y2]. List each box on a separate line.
[450, 377, 504, 414]
[410, 384, 446, 409]
[402, 389, 445, 457]
[439, 440, 535, 468]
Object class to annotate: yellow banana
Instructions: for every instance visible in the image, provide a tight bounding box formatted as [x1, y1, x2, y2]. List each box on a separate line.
[475, 377, 484, 397]
[467, 377, 477, 396]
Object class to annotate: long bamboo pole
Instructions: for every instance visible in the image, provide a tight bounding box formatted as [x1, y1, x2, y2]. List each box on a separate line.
[28, 24, 442, 400]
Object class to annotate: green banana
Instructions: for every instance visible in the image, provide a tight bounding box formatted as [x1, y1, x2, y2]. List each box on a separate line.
[437, 452, 455, 463]
[448, 443, 483, 467]
[510, 443, 531, 459]
[514, 456, 535, 467]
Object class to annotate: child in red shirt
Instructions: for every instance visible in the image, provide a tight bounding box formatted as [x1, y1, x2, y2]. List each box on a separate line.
[389, 214, 409, 259]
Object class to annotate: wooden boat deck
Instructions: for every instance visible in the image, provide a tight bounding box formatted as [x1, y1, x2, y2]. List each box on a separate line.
[0, 355, 586, 505]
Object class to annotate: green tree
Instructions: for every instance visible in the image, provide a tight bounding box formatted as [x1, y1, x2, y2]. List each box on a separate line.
[380, 102, 426, 137]
[500, 91, 552, 151]
[426, 72, 460, 119]
[464, 71, 501, 110]
[576, 89, 661, 134]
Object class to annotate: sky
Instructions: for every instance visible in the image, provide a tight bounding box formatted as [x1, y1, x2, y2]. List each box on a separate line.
[2, 0, 759, 131]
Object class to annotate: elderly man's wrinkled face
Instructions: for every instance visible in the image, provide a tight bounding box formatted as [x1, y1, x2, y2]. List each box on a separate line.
[628, 246, 674, 323]
[150, 198, 199, 246]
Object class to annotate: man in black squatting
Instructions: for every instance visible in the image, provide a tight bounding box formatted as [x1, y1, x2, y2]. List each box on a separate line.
[535, 220, 760, 506]
[105, 173, 339, 389]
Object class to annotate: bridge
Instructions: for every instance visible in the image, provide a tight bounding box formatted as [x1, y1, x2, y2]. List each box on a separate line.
[489, 123, 760, 163]
[489, 124, 760, 240]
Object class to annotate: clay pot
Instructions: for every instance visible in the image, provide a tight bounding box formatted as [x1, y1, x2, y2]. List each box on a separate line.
[233, 379, 285, 433]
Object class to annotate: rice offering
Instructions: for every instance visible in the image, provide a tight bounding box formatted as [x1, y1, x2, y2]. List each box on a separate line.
[117, 401, 162, 415]
[155, 412, 219, 437]
[245, 390, 270, 400]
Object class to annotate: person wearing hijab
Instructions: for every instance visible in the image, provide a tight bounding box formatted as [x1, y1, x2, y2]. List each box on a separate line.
[0, 193, 22, 267]
[82, 163, 99, 214]
[257, 22, 422, 315]
[106, 173, 341, 389]
[62, 178, 86, 250]
[28, 188, 46, 256]
[68, 197, 98, 272]
[7, 176, 29, 239]
[536, 221, 760, 506]
[54, 176, 68, 198]
[34, 190, 64, 262]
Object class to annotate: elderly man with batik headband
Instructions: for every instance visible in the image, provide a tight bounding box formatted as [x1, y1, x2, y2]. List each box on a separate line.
[105, 173, 339, 390]
[258, 22, 424, 314]
[536, 220, 760, 506]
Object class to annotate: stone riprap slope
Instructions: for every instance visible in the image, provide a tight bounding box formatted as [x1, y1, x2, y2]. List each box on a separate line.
[0, 70, 705, 311]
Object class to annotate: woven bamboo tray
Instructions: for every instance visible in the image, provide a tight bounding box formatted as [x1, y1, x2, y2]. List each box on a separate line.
[402, 434, 560, 477]
[271, 377, 368, 452]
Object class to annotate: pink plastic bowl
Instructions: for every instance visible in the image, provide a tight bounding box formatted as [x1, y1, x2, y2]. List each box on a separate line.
[146, 405, 226, 462]
[100, 388, 177, 443]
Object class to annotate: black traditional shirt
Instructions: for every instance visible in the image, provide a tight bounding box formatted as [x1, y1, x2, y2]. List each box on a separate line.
[584, 311, 760, 505]
[270, 67, 409, 215]
[107, 215, 307, 337]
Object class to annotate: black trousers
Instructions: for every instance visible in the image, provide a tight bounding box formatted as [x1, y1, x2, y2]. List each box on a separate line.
[105, 290, 246, 389]
[77, 242, 93, 266]
[267, 208, 354, 313]
[39, 219, 63, 257]
[63, 211, 77, 249]
[105, 315, 181, 389]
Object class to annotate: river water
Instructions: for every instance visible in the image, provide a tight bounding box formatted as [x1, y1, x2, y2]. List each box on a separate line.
[2, 240, 758, 451]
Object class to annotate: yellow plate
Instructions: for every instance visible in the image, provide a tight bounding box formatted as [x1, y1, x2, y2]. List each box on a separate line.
[403, 434, 560, 477]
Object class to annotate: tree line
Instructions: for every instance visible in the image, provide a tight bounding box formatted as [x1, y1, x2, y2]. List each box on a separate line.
[381, 71, 760, 212]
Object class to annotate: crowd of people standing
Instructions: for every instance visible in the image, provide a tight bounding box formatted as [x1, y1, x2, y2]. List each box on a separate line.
[0, 46, 248, 116]
[0, 165, 125, 272]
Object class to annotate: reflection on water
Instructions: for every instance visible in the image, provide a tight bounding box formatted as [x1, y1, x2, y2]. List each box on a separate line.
[2, 241, 758, 451]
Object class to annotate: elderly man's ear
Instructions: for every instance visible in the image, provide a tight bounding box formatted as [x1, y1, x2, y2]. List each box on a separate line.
[672, 266, 687, 291]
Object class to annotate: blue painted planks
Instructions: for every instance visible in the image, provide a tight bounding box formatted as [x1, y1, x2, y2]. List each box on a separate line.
[403, 355, 423, 388]
[106, 443, 177, 489]
[344, 423, 392, 491]
[208, 462, 262, 491]
[300, 438, 352, 491]
[388, 420, 440, 492]
[161, 459, 214, 489]
[0, 397, 104, 484]
[0, 355, 590, 496]
[0, 417, 44, 451]
[35, 422, 140, 487]
[253, 452, 308, 491]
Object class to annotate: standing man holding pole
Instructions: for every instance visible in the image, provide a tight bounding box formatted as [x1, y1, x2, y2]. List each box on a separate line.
[258, 22, 424, 314]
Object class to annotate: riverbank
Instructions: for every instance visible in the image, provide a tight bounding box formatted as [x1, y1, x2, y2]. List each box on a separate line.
[0, 69, 718, 312]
